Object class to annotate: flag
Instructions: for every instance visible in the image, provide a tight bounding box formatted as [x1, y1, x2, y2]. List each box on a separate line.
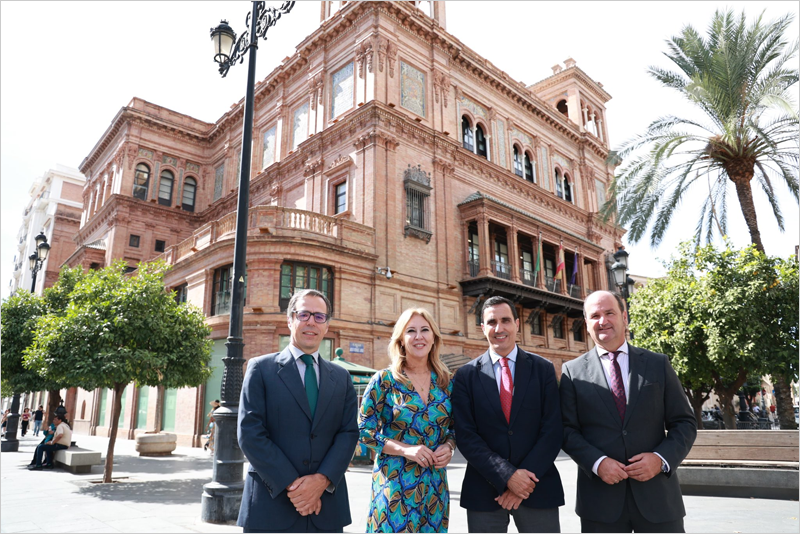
[555, 241, 565, 282]
[533, 233, 542, 279]
[570, 248, 579, 286]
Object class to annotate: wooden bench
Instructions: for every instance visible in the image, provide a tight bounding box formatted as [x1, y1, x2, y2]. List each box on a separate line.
[53, 446, 103, 474]
[679, 430, 798, 500]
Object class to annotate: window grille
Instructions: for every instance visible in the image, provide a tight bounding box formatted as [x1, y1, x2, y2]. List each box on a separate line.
[403, 164, 433, 243]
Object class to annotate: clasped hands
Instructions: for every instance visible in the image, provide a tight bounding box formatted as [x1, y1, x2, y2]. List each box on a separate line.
[287, 473, 329, 516]
[495, 469, 539, 510]
[597, 452, 661, 485]
[403, 443, 454, 469]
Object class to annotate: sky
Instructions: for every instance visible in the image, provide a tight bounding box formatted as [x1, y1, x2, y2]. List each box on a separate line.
[2, 1, 798, 299]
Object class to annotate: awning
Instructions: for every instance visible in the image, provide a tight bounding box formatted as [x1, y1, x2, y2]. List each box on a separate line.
[331, 356, 378, 385]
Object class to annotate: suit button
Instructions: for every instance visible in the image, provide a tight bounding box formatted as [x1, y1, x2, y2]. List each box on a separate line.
[622, 430, 627, 436]
[303, 460, 309, 465]
[508, 430, 513, 436]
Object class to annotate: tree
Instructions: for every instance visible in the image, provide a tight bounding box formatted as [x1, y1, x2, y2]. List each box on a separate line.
[1, 267, 86, 427]
[606, 9, 799, 428]
[26, 260, 213, 483]
[605, 9, 798, 250]
[629, 242, 798, 430]
[629, 250, 716, 429]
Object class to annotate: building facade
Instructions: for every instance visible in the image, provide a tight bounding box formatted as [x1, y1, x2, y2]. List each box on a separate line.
[62, 1, 623, 446]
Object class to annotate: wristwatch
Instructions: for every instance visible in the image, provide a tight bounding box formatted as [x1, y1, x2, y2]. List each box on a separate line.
[660, 457, 668, 473]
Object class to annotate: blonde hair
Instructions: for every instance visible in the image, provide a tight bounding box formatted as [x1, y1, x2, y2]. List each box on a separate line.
[388, 308, 451, 389]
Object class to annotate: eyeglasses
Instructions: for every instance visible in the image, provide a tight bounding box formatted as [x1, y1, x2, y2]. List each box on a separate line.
[292, 310, 330, 323]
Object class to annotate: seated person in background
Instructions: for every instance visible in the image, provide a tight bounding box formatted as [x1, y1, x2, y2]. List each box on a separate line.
[28, 415, 71, 470]
[28, 423, 57, 466]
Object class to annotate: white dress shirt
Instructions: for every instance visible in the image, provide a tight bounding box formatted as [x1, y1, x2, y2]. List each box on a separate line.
[489, 345, 519, 394]
[591, 342, 669, 475]
[287, 344, 320, 387]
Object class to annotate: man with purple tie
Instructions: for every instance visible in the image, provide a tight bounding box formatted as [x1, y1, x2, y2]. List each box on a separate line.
[560, 291, 696, 533]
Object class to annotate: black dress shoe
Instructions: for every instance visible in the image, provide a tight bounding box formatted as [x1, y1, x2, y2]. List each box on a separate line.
[27, 465, 42, 470]
[43, 464, 55, 469]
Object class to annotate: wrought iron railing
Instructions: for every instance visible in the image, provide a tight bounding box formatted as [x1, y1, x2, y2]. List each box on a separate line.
[492, 261, 510, 280]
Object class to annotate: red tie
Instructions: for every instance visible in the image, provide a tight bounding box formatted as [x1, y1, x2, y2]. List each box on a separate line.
[609, 351, 626, 421]
[499, 357, 513, 424]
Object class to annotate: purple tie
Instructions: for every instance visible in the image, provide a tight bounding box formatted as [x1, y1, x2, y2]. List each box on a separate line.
[608, 351, 626, 421]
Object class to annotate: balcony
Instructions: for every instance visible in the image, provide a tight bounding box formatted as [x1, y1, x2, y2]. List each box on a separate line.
[521, 269, 536, 287]
[492, 261, 511, 280]
[468, 260, 480, 277]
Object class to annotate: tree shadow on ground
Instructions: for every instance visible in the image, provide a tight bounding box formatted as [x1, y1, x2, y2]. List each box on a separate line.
[75, 477, 210, 504]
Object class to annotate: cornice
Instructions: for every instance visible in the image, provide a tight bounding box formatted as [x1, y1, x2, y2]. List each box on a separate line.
[529, 66, 612, 104]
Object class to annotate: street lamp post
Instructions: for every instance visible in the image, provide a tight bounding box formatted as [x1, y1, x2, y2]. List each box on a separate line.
[201, 1, 295, 524]
[610, 246, 634, 339]
[1, 231, 50, 453]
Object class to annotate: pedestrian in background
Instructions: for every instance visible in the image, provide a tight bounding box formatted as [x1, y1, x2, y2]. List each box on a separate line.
[33, 406, 44, 437]
[20, 407, 31, 436]
[204, 400, 219, 452]
[359, 308, 455, 532]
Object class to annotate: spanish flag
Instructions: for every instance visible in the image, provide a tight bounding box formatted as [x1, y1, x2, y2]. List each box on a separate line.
[555, 241, 566, 284]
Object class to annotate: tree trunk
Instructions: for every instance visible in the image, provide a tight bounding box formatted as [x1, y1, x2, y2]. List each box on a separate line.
[685, 387, 709, 429]
[773, 374, 797, 429]
[103, 383, 124, 484]
[729, 167, 764, 252]
[712, 368, 747, 430]
[45, 389, 62, 427]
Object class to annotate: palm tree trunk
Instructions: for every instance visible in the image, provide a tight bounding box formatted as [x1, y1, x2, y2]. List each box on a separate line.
[729, 172, 764, 252]
[773, 375, 797, 429]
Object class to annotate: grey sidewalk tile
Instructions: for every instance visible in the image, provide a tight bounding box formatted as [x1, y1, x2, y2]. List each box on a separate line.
[103, 517, 196, 533]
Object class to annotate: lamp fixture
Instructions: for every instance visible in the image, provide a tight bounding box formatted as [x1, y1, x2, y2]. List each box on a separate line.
[376, 266, 393, 280]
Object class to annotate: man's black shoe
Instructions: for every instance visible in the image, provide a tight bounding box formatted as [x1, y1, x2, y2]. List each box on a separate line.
[27, 465, 42, 470]
[43, 464, 55, 469]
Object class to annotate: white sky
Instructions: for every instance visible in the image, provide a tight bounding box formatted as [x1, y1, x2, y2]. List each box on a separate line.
[2, 1, 798, 299]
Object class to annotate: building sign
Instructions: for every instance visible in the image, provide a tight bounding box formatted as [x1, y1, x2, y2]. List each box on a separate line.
[350, 342, 365, 354]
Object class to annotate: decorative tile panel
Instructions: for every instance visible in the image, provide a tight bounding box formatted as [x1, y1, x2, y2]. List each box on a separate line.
[292, 103, 309, 150]
[553, 153, 572, 173]
[511, 128, 533, 147]
[162, 155, 178, 167]
[186, 162, 200, 173]
[459, 95, 487, 119]
[138, 148, 153, 160]
[495, 119, 507, 168]
[331, 62, 354, 119]
[262, 126, 276, 168]
[596, 178, 607, 209]
[400, 61, 426, 117]
[214, 164, 224, 201]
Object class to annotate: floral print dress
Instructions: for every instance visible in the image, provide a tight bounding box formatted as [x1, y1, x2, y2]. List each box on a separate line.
[359, 368, 455, 533]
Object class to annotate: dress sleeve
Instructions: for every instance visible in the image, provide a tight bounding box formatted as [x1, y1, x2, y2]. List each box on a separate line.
[445, 377, 456, 445]
[358, 370, 391, 454]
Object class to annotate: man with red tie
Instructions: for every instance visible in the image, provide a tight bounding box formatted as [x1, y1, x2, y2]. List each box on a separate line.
[560, 291, 696, 533]
[452, 296, 564, 532]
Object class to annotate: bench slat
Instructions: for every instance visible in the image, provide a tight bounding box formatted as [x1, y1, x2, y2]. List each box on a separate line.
[693, 430, 797, 448]
[687, 445, 798, 462]
[682, 459, 799, 469]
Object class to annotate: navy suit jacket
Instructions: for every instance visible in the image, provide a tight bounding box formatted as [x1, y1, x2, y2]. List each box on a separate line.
[237, 348, 359, 531]
[560, 346, 697, 524]
[452, 347, 565, 511]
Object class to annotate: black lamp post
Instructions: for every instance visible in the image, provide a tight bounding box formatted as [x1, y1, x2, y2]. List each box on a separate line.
[1, 232, 51, 453]
[610, 246, 634, 339]
[201, 1, 295, 524]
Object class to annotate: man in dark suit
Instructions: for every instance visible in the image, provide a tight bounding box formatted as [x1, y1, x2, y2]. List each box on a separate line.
[237, 289, 358, 533]
[453, 296, 564, 533]
[560, 290, 697, 533]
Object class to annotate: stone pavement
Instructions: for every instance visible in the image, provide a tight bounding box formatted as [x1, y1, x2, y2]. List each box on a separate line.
[1, 433, 797, 533]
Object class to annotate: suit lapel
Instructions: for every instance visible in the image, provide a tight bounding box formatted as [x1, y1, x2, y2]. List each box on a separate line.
[476, 351, 506, 424]
[276, 348, 313, 421]
[311, 358, 335, 431]
[623, 346, 648, 428]
[509, 350, 532, 427]
[586, 348, 623, 427]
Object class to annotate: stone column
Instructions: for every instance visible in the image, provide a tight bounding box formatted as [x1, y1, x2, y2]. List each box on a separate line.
[478, 213, 491, 277]
[508, 224, 520, 284]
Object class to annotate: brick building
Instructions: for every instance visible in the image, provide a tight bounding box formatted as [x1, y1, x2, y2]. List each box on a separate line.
[62, 1, 622, 446]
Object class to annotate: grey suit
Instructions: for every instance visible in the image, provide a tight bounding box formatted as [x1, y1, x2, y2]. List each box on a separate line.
[560, 345, 696, 526]
[237, 348, 358, 532]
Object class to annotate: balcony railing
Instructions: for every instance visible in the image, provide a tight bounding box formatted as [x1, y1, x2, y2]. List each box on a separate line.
[213, 290, 232, 316]
[492, 261, 511, 280]
[522, 269, 536, 287]
[569, 284, 582, 298]
[545, 276, 561, 293]
[468, 260, 480, 277]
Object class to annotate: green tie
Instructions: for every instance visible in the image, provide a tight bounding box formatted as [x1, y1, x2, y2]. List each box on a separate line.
[300, 354, 318, 419]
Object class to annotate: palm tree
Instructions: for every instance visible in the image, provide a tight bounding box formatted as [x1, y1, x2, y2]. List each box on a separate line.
[604, 9, 799, 428]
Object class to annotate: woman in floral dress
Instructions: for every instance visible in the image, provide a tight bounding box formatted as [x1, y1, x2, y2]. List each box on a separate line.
[359, 308, 456, 533]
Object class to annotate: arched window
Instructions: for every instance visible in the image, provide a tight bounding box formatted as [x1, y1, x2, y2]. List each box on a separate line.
[524, 152, 534, 183]
[513, 146, 523, 177]
[158, 170, 174, 206]
[133, 163, 150, 200]
[556, 99, 569, 118]
[475, 124, 487, 158]
[182, 177, 197, 212]
[462, 117, 474, 152]
[555, 169, 563, 198]
[564, 174, 573, 203]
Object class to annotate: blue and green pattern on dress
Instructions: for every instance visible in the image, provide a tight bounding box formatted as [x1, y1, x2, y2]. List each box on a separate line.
[359, 368, 455, 533]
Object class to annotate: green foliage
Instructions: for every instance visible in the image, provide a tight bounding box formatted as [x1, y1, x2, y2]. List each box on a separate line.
[25, 260, 213, 391]
[603, 9, 799, 249]
[630, 241, 799, 399]
[1, 290, 48, 394]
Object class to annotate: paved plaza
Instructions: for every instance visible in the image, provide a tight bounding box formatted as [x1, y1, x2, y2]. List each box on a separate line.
[1, 433, 797, 533]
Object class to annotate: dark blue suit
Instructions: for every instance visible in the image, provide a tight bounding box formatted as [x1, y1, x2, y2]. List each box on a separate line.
[237, 348, 359, 532]
[452, 347, 565, 512]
